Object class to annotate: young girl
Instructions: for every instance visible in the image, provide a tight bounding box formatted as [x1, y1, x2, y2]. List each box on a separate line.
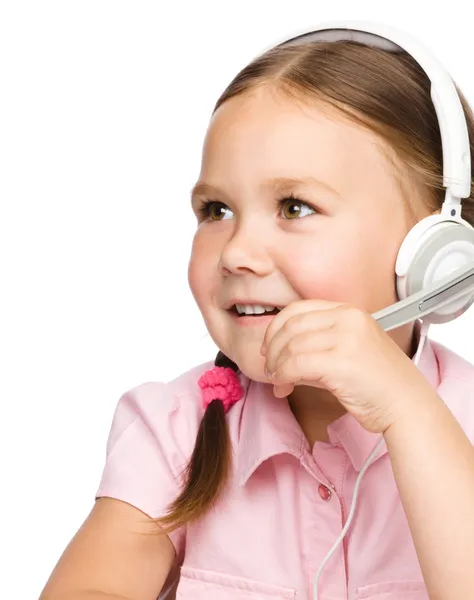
[39, 23, 474, 600]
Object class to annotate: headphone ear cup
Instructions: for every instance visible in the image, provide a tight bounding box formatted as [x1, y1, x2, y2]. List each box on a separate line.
[396, 221, 474, 324]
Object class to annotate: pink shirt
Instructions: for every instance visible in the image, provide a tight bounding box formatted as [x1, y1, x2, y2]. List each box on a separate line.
[95, 324, 474, 600]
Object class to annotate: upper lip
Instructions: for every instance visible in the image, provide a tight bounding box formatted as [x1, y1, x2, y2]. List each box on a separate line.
[224, 299, 286, 310]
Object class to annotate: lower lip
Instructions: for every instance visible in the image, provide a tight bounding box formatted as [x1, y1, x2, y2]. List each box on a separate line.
[228, 310, 278, 326]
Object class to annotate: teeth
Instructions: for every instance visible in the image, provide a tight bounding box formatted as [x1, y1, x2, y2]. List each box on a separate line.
[235, 304, 280, 315]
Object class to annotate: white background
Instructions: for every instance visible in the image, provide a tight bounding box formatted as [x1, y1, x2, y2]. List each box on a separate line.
[1, 1, 473, 598]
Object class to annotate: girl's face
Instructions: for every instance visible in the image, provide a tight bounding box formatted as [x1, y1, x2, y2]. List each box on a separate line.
[188, 86, 432, 382]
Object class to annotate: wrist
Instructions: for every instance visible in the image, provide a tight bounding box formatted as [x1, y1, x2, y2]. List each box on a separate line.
[382, 382, 440, 437]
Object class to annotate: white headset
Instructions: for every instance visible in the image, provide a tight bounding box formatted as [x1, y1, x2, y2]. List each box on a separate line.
[260, 19, 474, 600]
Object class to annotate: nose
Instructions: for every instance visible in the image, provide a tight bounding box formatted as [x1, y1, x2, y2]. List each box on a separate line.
[218, 222, 273, 277]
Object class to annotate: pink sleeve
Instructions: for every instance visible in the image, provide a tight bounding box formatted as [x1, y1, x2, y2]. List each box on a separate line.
[95, 382, 189, 560]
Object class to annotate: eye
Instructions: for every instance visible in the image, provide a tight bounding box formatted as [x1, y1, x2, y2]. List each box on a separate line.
[196, 195, 318, 222]
[197, 199, 233, 222]
[279, 195, 317, 219]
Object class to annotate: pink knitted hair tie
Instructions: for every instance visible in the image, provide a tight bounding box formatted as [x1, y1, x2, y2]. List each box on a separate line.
[198, 366, 243, 413]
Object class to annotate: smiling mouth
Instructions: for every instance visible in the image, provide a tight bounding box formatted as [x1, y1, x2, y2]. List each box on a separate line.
[229, 305, 282, 317]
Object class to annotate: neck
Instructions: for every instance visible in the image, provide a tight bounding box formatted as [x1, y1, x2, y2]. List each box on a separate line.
[287, 321, 418, 446]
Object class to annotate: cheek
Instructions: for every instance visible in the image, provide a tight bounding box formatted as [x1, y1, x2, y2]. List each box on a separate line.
[276, 224, 387, 307]
[187, 257, 201, 306]
[298, 241, 399, 312]
[277, 233, 362, 301]
[187, 231, 218, 307]
[296, 251, 362, 301]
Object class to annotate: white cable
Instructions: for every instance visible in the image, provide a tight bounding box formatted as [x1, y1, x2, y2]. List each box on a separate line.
[313, 319, 430, 599]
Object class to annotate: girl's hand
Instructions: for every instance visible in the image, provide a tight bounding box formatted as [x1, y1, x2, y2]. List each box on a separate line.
[260, 299, 433, 434]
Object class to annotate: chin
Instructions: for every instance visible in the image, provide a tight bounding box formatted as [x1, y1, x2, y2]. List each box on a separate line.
[230, 354, 268, 383]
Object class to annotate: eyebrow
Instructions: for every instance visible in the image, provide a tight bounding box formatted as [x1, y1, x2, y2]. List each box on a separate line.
[190, 175, 340, 202]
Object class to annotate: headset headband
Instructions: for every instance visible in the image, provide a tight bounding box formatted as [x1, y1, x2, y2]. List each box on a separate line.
[265, 20, 471, 203]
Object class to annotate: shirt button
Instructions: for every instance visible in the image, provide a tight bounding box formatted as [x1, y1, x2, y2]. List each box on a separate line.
[318, 483, 332, 501]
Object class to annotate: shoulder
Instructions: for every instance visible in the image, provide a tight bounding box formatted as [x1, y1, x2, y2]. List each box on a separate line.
[432, 338, 474, 386]
[107, 360, 217, 458]
[431, 339, 474, 436]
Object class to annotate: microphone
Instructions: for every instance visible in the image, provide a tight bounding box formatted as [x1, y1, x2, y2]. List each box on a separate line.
[372, 264, 474, 331]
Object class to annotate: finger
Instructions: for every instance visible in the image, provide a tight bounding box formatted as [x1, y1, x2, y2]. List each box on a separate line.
[271, 350, 333, 387]
[272, 382, 294, 398]
[261, 298, 344, 356]
[264, 312, 337, 376]
[272, 329, 336, 376]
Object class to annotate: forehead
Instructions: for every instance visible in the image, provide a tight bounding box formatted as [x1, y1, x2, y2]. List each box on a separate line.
[198, 86, 400, 201]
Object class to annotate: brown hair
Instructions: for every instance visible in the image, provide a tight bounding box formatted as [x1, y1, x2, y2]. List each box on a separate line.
[152, 38, 474, 535]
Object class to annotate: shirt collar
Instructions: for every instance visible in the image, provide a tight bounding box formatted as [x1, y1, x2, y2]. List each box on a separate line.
[236, 320, 440, 485]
